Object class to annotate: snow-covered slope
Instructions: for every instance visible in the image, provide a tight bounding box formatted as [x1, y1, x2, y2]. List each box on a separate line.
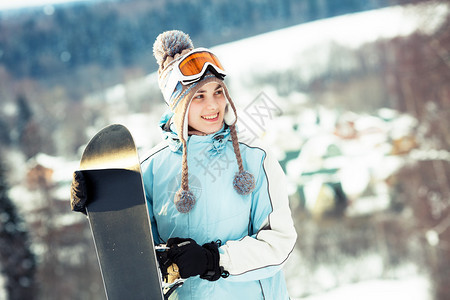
[7, 3, 446, 299]
[297, 276, 430, 300]
[104, 2, 448, 150]
[212, 2, 448, 100]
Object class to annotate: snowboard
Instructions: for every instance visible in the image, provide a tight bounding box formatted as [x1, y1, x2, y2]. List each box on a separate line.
[79, 124, 164, 300]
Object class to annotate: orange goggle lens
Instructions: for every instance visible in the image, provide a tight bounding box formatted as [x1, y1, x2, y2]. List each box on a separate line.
[178, 51, 225, 77]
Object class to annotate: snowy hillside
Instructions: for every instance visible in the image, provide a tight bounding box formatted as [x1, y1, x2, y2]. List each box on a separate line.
[74, 4, 447, 300]
[107, 1, 448, 149]
[212, 2, 449, 101]
[5, 1, 449, 299]
[296, 276, 430, 300]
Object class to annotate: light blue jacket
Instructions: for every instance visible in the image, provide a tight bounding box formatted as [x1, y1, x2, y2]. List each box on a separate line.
[141, 115, 297, 299]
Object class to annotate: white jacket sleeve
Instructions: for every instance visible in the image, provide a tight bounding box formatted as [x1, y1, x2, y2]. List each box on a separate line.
[219, 144, 297, 281]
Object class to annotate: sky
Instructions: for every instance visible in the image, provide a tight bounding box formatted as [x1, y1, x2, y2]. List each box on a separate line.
[0, 0, 93, 11]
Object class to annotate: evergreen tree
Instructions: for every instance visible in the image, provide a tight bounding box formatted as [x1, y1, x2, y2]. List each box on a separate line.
[16, 95, 32, 139]
[0, 156, 36, 300]
[0, 117, 11, 146]
[15, 95, 42, 159]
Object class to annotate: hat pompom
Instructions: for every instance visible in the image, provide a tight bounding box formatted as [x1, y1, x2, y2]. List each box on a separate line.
[174, 189, 196, 213]
[153, 30, 194, 67]
[233, 170, 255, 195]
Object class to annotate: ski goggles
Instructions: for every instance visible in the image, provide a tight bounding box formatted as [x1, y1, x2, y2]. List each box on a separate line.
[162, 48, 227, 103]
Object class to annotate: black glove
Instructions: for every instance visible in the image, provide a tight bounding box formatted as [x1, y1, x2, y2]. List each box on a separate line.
[70, 171, 89, 215]
[167, 238, 227, 281]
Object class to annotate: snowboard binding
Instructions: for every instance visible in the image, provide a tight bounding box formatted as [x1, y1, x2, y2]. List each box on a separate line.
[155, 245, 185, 299]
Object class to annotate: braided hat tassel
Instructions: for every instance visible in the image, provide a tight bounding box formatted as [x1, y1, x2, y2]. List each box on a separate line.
[174, 145, 196, 213]
[230, 124, 256, 195]
[173, 97, 196, 213]
[226, 96, 256, 195]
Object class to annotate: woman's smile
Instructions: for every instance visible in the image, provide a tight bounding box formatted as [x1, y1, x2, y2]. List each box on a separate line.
[201, 112, 219, 121]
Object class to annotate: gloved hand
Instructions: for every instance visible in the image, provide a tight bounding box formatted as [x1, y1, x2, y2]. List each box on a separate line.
[70, 170, 89, 215]
[167, 238, 227, 281]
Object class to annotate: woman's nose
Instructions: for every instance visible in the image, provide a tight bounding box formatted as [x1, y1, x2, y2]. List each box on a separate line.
[205, 96, 218, 110]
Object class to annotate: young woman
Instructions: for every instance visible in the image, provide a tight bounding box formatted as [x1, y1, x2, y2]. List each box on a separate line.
[140, 30, 297, 299]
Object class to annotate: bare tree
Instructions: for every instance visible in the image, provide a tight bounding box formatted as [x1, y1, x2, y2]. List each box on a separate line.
[379, 5, 450, 299]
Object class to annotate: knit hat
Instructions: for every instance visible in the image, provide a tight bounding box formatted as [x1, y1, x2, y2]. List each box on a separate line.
[153, 30, 255, 213]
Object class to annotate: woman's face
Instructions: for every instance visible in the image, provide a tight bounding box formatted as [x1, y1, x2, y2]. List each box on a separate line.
[188, 82, 227, 135]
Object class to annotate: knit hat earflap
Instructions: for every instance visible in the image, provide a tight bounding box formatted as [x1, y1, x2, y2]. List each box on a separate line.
[153, 30, 255, 213]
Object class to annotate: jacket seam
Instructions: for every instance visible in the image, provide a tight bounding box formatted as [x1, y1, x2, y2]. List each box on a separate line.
[238, 142, 273, 238]
[259, 280, 266, 299]
[257, 150, 273, 237]
[140, 143, 169, 245]
[228, 241, 295, 276]
[248, 209, 253, 236]
[140, 144, 169, 164]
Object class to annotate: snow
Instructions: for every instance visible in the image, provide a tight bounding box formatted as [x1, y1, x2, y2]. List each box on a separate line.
[425, 230, 440, 247]
[295, 276, 430, 300]
[205, 5, 445, 298]
[285, 246, 431, 299]
[0, 0, 93, 11]
[110, 111, 165, 152]
[89, 2, 449, 153]
[4, 2, 449, 299]
[213, 2, 449, 100]
[0, 276, 4, 300]
[32, 153, 79, 183]
[410, 149, 450, 162]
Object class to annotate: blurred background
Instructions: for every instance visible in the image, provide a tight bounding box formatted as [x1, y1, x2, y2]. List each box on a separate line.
[0, 0, 449, 299]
